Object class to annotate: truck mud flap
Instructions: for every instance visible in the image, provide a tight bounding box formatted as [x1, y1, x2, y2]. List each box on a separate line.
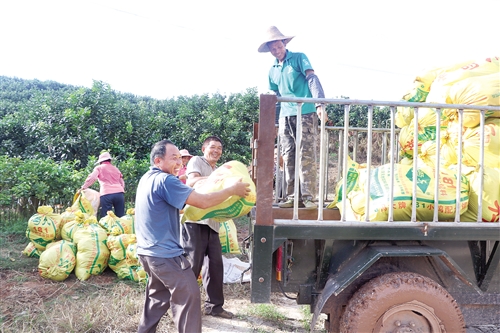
[311, 244, 483, 329]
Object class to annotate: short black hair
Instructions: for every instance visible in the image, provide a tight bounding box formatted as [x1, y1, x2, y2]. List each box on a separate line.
[202, 136, 223, 149]
[150, 139, 175, 166]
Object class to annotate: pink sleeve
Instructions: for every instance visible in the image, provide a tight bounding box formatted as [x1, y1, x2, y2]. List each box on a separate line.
[81, 168, 99, 189]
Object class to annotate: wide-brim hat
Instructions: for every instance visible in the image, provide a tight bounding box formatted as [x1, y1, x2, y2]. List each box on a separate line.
[258, 26, 294, 53]
[96, 152, 112, 164]
[179, 149, 193, 157]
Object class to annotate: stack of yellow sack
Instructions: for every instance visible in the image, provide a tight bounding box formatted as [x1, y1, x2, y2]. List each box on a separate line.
[397, 56, 499, 158]
[23, 193, 145, 282]
[394, 56, 499, 221]
[104, 209, 146, 282]
[330, 57, 499, 222]
[328, 157, 470, 222]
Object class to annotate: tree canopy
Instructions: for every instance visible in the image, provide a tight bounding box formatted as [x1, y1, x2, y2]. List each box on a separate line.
[0, 75, 390, 216]
[0, 76, 260, 168]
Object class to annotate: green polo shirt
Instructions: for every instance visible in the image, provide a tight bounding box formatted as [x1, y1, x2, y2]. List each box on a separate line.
[268, 50, 316, 117]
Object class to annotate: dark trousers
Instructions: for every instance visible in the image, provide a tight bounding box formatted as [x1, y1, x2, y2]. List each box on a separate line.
[182, 223, 225, 314]
[137, 255, 201, 333]
[99, 192, 125, 219]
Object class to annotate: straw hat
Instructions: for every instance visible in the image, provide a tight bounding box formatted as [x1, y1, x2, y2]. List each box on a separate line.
[96, 152, 112, 164]
[258, 26, 294, 53]
[179, 149, 193, 157]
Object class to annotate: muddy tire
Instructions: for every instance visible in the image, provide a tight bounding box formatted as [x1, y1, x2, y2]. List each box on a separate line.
[339, 272, 465, 333]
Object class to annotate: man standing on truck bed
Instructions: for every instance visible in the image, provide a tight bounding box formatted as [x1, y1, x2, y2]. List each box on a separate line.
[258, 26, 327, 210]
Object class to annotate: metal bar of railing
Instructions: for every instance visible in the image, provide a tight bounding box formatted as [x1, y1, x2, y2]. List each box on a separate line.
[318, 105, 327, 220]
[478, 110, 485, 222]
[275, 132, 283, 203]
[433, 108, 442, 223]
[293, 103, 303, 220]
[324, 130, 330, 201]
[364, 106, 374, 222]
[411, 107, 419, 223]
[341, 104, 350, 222]
[337, 130, 343, 181]
[456, 109, 464, 222]
[388, 106, 396, 222]
[277, 97, 500, 111]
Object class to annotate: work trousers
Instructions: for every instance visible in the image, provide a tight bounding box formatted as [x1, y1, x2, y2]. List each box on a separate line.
[279, 112, 319, 201]
[137, 254, 201, 333]
[99, 192, 125, 219]
[182, 222, 225, 315]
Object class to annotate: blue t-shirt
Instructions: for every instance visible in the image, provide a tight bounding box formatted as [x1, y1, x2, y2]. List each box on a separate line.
[135, 167, 194, 258]
[268, 50, 316, 117]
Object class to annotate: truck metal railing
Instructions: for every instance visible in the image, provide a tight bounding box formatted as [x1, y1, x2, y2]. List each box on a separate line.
[275, 125, 400, 204]
[258, 94, 500, 227]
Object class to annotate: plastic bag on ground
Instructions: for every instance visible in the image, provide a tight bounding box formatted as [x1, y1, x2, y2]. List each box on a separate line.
[222, 256, 251, 284]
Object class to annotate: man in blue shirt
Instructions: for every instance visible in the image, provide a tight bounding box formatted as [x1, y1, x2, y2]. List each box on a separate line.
[135, 139, 250, 333]
[259, 26, 328, 210]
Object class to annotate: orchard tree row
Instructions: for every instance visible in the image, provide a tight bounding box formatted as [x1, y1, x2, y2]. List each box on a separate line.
[0, 76, 389, 217]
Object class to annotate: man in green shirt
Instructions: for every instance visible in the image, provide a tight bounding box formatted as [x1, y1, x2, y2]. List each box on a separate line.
[258, 26, 328, 209]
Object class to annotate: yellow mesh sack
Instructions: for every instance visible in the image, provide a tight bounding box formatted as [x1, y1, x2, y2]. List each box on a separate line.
[219, 219, 240, 254]
[462, 118, 500, 169]
[461, 166, 500, 222]
[99, 210, 135, 235]
[181, 161, 256, 223]
[326, 157, 363, 209]
[125, 242, 139, 267]
[444, 72, 500, 128]
[398, 112, 447, 159]
[107, 234, 137, 268]
[401, 58, 478, 103]
[60, 207, 78, 235]
[342, 163, 469, 221]
[38, 240, 76, 282]
[72, 191, 95, 216]
[22, 241, 42, 259]
[82, 188, 100, 214]
[119, 208, 136, 234]
[431, 56, 499, 88]
[26, 206, 62, 251]
[98, 210, 120, 233]
[112, 260, 147, 282]
[73, 216, 109, 281]
[60, 211, 87, 242]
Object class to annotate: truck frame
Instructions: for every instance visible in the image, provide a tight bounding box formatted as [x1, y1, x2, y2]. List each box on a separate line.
[248, 94, 500, 332]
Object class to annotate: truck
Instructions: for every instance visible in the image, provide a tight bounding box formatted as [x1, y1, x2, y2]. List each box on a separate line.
[247, 94, 500, 332]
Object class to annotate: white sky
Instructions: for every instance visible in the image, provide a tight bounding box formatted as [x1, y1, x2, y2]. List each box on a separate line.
[0, 0, 498, 101]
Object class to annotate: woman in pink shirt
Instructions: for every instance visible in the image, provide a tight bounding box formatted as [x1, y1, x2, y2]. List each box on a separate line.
[177, 149, 193, 184]
[81, 152, 125, 218]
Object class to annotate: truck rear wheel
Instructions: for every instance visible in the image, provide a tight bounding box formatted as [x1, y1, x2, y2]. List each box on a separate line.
[339, 272, 465, 333]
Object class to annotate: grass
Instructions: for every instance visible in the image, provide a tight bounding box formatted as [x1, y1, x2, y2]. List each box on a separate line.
[2, 215, 319, 333]
[246, 304, 287, 322]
